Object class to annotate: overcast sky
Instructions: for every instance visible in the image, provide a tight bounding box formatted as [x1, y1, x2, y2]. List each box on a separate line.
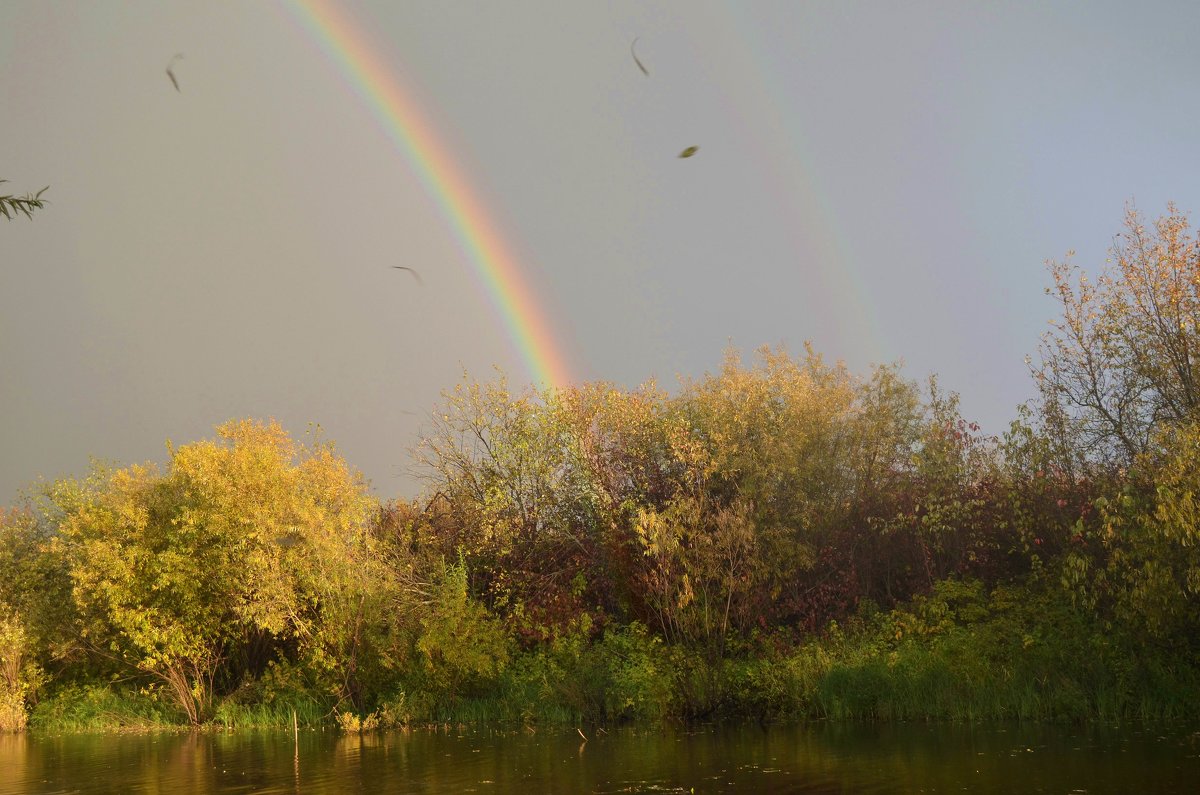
[3, 0, 1199, 503]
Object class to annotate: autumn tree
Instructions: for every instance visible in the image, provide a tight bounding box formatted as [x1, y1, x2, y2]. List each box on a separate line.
[54, 420, 381, 723]
[635, 346, 863, 644]
[414, 349, 1003, 650]
[0, 507, 69, 731]
[1132, 419, 1200, 643]
[413, 376, 609, 634]
[413, 557, 511, 701]
[1035, 203, 1200, 464]
[556, 379, 712, 629]
[1066, 418, 1200, 648]
[1029, 203, 1200, 655]
[0, 506, 75, 667]
[579, 347, 936, 642]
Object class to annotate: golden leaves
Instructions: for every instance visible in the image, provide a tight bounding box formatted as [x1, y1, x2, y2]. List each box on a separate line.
[1036, 202, 1200, 460]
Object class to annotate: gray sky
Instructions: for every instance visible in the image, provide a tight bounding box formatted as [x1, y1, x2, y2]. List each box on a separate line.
[4, 0, 1199, 503]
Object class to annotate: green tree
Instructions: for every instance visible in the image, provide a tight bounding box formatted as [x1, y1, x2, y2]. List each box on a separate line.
[1084, 419, 1200, 646]
[0, 605, 44, 731]
[414, 557, 510, 702]
[0, 506, 76, 667]
[0, 507, 72, 731]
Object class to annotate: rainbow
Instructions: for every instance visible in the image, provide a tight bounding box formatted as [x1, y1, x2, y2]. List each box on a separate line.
[284, 0, 573, 389]
[718, 7, 887, 367]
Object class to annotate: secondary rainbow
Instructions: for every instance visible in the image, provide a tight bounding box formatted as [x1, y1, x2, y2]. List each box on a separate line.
[284, 0, 573, 389]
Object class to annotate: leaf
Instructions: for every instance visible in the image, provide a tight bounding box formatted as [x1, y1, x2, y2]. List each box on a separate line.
[631, 38, 649, 77]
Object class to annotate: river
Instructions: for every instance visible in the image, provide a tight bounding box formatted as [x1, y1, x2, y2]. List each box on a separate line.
[2, 722, 1198, 793]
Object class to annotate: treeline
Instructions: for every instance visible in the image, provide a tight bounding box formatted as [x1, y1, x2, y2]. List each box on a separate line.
[3, 205, 1200, 732]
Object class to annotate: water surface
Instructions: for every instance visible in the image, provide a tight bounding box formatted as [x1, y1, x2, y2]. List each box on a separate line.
[2, 722, 1198, 793]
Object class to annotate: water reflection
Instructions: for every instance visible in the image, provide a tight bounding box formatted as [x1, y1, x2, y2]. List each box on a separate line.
[2, 722, 1198, 794]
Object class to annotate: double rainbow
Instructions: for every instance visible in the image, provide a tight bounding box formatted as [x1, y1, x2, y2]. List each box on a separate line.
[286, 0, 573, 390]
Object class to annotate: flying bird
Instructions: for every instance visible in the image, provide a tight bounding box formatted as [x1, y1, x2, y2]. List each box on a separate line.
[631, 38, 649, 76]
[166, 53, 183, 92]
[392, 266, 423, 285]
[678, 146, 699, 158]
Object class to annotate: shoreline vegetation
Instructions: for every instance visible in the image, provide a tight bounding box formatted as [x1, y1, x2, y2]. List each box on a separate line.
[4, 204, 1200, 734]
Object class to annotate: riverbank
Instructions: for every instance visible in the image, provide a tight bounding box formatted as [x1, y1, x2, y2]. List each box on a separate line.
[5, 330, 1200, 737]
[22, 575, 1200, 735]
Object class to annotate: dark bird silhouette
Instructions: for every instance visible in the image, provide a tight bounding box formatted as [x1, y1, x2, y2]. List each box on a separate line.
[166, 53, 183, 92]
[678, 146, 699, 158]
[631, 38, 649, 76]
[392, 266, 423, 285]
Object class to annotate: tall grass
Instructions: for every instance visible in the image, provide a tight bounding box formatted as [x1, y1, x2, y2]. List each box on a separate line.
[29, 685, 329, 733]
[30, 685, 184, 732]
[714, 578, 1200, 723]
[211, 697, 327, 730]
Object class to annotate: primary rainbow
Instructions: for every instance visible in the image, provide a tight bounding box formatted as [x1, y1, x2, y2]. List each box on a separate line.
[284, 0, 573, 389]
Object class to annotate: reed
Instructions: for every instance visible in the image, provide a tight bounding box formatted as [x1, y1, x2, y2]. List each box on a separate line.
[210, 697, 327, 730]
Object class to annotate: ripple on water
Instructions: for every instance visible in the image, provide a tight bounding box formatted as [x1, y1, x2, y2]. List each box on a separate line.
[3, 723, 1200, 794]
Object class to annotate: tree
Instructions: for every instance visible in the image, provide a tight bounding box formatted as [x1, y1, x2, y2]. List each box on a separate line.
[0, 181, 48, 220]
[1134, 419, 1200, 644]
[412, 348, 987, 648]
[55, 420, 379, 723]
[1081, 419, 1200, 647]
[0, 605, 43, 731]
[414, 557, 510, 701]
[0, 507, 71, 731]
[413, 376, 603, 634]
[1034, 203, 1200, 464]
[0, 506, 76, 664]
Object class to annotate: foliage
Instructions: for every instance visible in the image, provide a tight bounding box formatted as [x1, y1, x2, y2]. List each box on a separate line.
[211, 695, 326, 730]
[1075, 419, 1200, 648]
[0, 181, 48, 221]
[1143, 420, 1200, 624]
[50, 420, 379, 724]
[730, 576, 1199, 722]
[1034, 203, 1200, 464]
[29, 684, 183, 732]
[501, 617, 674, 722]
[0, 507, 76, 679]
[6, 204, 1200, 731]
[405, 371, 591, 634]
[413, 557, 511, 701]
[0, 607, 45, 731]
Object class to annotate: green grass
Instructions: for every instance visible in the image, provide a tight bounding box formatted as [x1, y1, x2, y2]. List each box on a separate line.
[30, 684, 185, 732]
[210, 696, 328, 730]
[29, 684, 331, 733]
[708, 579, 1200, 724]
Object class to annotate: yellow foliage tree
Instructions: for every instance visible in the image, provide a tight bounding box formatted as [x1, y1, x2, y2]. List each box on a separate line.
[56, 420, 380, 723]
[1036, 203, 1200, 463]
